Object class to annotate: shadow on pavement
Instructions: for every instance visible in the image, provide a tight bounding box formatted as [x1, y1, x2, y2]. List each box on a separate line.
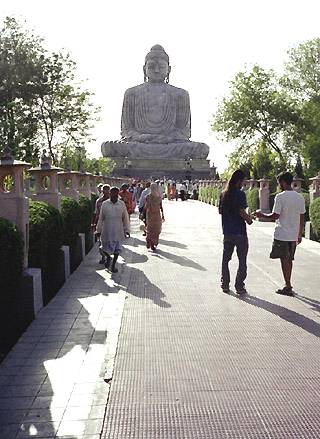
[152, 248, 206, 271]
[101, 264, 171, 309]
[240, 294, 320, 338]
[158, 239, 188, 249]
[295, 294, 320, 313]
[123, 247, 148, 264]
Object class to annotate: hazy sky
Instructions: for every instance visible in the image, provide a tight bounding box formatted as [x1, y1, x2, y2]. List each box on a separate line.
[1, 0, 320, 171]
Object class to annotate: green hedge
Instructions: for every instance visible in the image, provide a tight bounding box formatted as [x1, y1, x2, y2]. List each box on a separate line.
[0, 217, 23, 295]
[199, 186, 222, 205]
[246, 188, 259, 213]
[29, 201, 64, 305]
[310, 197, 320, 240]
[79, 194, 93, 234]
[61, 196, 82, 272]
[0, 218, 24, 357]
[301, 192, 310, 222]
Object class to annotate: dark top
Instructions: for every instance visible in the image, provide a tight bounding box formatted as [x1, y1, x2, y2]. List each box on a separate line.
[219, 189, 247, 236]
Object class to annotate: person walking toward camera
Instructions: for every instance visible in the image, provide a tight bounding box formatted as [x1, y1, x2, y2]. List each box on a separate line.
[96, 187, 130, 273]
[219, 170, 253, 295]
[256, 172, 305, 296]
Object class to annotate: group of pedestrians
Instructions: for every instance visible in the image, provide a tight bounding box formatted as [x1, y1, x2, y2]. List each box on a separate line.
[90, 170, 304, 296]
[219, 170, 306, 296]
[91, 180, 166, 272]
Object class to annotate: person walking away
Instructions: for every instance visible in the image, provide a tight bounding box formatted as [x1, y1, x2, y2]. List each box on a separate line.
[169, 183, 177, 201]
[135, 183, 143, 203]
[96, 187, 130, 273]
[129, 182, 137, 211]
[219, 170, 253, 295]
[180, 182, 187, 201]
[91, 184, 110, 264]
[144, 182, 165, 251]
[192, 182, 199, 200]
[139, 182, 151, 236]
[119, 184, 134, 215]
[256, 171, 305, 296]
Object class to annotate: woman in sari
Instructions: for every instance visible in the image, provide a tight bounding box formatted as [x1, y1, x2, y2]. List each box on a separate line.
[119, 184, 134, 215]
[144, 182, 165, 251]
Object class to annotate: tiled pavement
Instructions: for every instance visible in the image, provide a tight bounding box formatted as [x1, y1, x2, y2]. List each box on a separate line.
[1, 200, 320, 438]
[101, 200, 320, 439]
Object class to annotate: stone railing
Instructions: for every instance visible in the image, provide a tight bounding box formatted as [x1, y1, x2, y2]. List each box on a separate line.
[0, 150, 131, 321]
[199, 176, 320, 224]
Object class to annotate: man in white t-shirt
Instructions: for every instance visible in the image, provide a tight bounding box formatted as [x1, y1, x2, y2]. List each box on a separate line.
[256, 172, 306, 296]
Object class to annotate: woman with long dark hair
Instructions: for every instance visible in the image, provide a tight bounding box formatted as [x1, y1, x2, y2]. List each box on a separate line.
[219, 170, 253, 294]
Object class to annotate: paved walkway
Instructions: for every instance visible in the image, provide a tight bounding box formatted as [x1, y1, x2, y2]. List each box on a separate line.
[1, 200, 320, 438]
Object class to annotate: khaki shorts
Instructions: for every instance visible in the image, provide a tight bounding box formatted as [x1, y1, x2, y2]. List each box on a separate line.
[270, 239, 296, 260]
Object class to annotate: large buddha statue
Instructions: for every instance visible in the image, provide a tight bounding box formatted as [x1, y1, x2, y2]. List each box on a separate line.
[101, 45, 209, 160]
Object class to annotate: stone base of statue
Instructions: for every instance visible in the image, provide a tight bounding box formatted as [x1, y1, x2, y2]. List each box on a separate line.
[107, 156, 212, 180]
[101, 141, 212, 179]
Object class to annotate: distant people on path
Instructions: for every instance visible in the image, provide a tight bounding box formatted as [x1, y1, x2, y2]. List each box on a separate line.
[144, 182, 165, 251]
[135, 183, 143, 203]
[180, 182, 187, 201]
[119, 184, 134, 215]
[139, 182, 151, 236]
[92, 184, 110, 264]
[219, 170, 253, 295]
[256, 171, 306, 296]
[192, 182, 199, 200]
[168, 182, 177, 201]
[96, 187, 130, 273]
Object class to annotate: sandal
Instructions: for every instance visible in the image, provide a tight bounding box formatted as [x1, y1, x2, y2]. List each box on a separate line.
[276, 286, 294, 296]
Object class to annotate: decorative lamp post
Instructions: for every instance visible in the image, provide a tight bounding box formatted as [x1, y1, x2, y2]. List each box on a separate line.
[292, 177, 303, 192]
[0, 146, 31, 268]
[57, 169, 81, 201]
[28, 150, 62, 210]
[309, 174, 320, 202]
[258, 178, 270, 214]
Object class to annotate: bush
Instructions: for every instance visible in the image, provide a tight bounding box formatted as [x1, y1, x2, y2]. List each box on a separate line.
[0, 217, 23, 294]
[61, 196, 81, 247]
[91, 192, 99, 212]
[79, 194, 93, 234]
[61, 196, 82, 272]
[247, 188, 259, 213]
[310, 197, 320, 240]
[28, 201, 64, 304]
[199, 186, 222, 205]
[0, 218, 24, 357]
[301, 192, 310, 222]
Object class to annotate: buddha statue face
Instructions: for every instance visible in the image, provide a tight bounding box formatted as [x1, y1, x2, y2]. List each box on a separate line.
[143, 45, 171, 84]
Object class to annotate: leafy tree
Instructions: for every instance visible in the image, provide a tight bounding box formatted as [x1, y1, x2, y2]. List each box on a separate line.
[283, 38, 320, 101]
[0, 17, 100, 165]
[35, 52, 100, 164]
[58, 145, 115, 175]
[0, 17, 43, 161]
[212, 65, 301, 163]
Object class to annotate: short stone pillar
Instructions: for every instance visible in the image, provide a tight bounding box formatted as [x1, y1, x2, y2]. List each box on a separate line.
[249, 179, 259, 190]
[292, 177, 303, 192]
[309, 175, 320, 203]
[0, 147, 31, 268]
[78, 172, 92, 198]
[258, 178, 270, 213]
[242, 180, 250, 191]
[28, 151, 62, 211]
[58, 170, 81, 201]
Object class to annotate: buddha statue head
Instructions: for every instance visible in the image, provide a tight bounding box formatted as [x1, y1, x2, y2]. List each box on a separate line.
[143, 45, 171, 84]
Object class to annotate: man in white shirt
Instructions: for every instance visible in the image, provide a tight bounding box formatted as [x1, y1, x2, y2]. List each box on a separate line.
[256, 172, 306, 296]
[96, 187, 130, 273]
